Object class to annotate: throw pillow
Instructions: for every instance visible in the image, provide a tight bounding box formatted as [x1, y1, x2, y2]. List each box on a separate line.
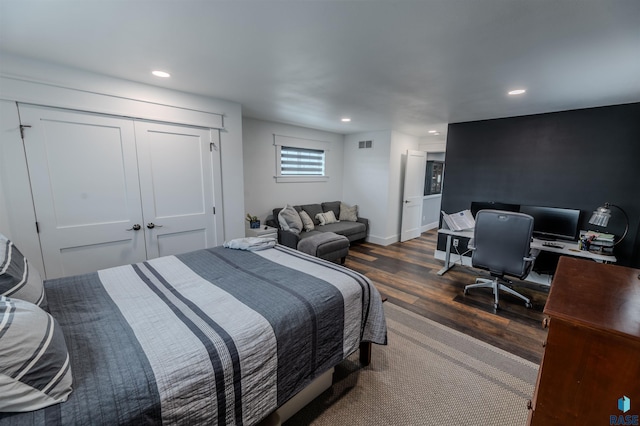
[0, 233, 46, 309]
[321, 201, 341, 220]
[339, 203, 358, 222]
[0, 295, 73, 412]
[298, 210, 315, 232]
[315, 210, 339, 226]
[278, 205, 303, 235]
[300, 204, 323, 226]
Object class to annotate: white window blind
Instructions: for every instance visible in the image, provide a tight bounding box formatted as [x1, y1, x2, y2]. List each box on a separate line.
[280, 146, 325, 175]
[274, 134, 329, 183]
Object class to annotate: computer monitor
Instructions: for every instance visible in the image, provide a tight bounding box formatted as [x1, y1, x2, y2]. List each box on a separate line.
[470, 201, 521, 218]
[519, 205, 580, 241]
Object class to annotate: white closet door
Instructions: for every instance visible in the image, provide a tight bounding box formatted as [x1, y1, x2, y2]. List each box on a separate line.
[134, 121, 222, 259]
[19, 105, 147, 279]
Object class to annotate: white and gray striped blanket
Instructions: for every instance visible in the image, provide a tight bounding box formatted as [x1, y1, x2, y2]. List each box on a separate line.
[0, 245, 386, 426]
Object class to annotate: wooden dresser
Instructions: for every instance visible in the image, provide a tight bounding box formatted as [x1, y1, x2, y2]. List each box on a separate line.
[527, 256, 640, 425]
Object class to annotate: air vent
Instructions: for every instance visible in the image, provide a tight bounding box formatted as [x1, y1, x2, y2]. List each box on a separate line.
[358, 140, 373, 149]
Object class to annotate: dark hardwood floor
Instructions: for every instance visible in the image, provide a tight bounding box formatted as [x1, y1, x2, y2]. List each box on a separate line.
[345, 229, 549, 364]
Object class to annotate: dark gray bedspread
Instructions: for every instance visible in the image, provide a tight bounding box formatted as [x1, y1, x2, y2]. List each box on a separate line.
[0, 245, 386, 425]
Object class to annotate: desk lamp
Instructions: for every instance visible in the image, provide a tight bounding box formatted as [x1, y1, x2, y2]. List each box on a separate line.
[588, 202, 629, 246]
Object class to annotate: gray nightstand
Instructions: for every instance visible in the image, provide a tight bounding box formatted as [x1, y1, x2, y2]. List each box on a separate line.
[245, 225, 278, 239]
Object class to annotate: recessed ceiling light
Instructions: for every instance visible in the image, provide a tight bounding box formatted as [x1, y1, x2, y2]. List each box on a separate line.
[428, 130, 437, 134]
[434, 132, 440, 135]
[508, 89, 526, 95]
[341, 118, 351, 122]
[152, 70, 171, 78]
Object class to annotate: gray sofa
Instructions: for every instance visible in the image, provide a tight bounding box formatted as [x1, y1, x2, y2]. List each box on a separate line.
[266, 201, 369, 250]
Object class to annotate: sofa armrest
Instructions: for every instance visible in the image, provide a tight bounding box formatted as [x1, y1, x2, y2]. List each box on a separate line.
[266, 217, 279, 229]
[278, 229, 301, 249]
[356, 217, 369, 232]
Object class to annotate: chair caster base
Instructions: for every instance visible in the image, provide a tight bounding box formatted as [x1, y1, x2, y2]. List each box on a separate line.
[525, 302, 532, 309]
[493, 303, 499, 310]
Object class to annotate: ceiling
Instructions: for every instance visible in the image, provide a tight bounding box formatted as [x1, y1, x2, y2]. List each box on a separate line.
[1, 0, 639, 138]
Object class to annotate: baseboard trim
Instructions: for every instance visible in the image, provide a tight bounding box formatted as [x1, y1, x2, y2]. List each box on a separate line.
[421, 221, 439, 233]
[366, 234, 399, 246]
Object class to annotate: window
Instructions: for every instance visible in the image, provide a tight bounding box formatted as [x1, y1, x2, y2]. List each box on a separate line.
[280, 146, 325, 176]
[274, 134, 329, 182]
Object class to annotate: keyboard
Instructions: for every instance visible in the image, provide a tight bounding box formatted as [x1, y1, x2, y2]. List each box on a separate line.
[542, 242, 564, 249]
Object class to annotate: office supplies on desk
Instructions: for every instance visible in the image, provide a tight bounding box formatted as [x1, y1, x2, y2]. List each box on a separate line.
[542, 241, 564, 249]
[441, 209, 475, 231]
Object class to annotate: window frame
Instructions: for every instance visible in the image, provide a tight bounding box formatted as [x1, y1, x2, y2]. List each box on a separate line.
[274, 134, 330, 183]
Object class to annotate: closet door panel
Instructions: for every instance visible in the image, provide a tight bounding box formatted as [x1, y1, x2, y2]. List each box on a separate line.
[19, 105, 146, 278]
[135, 122, 220, 259]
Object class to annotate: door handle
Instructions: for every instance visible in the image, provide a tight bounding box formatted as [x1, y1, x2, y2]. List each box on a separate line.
[126, 224, 141, 231]
[146, 223, 163, 229]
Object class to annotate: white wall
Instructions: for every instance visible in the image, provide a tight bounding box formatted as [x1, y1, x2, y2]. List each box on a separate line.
[342, 131, 392, 245]
[0, 54, 245, 265]
[242, 118, 345, 225]
[343, 130, 419, 245]
[419, 138, 447, 152]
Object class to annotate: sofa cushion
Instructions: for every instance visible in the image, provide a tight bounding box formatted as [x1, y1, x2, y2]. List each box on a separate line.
[298, 210, 315, 231]
[339, 202, 358, 222]
[315, 211, 339, 226]
[317, 221, 366, 238]
[321, 201, 341, 219]
[300, 204, 323, 226]
[278, 205, 303, 234]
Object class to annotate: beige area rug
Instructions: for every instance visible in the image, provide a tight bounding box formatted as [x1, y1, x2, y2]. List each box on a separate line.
[285, 302, 539, 426]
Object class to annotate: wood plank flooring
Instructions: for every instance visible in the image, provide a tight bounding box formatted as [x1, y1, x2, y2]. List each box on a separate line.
[345, 230, 549, 364]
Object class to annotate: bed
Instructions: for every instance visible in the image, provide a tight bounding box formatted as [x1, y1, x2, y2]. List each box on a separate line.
[0, 243, 387, 425]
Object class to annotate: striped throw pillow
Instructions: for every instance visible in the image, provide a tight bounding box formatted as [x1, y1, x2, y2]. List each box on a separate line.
[0, 233, 46, 308]
[0, 295, 73, 412]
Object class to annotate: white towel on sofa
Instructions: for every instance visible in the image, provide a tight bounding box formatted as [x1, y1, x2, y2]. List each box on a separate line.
[223, 237, 276, 251]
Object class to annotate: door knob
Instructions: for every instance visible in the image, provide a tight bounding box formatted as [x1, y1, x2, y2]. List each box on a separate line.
[126, 224, 141, 231]
[146, 223, 163, 229]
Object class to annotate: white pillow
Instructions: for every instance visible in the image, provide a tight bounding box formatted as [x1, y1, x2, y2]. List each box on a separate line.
[278, 205, 303, 234]
[316, 210, 339, 226]
[339, 203, 358, 222]
[298, 210, 315, 232]
[0, 233, 46, 308]
[0, 295, 73, 412]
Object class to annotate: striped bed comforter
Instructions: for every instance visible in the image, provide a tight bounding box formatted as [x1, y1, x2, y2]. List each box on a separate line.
[1, 244, 386, 426]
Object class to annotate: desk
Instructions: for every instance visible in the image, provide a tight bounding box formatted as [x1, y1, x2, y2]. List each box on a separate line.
[435, 228, 616, 283]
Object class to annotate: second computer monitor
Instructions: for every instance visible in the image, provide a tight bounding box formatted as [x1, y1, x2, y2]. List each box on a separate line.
[519, 205, 580, 241]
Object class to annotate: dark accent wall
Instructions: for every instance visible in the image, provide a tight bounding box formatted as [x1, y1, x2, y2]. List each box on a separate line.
[440, 102, 640, 267]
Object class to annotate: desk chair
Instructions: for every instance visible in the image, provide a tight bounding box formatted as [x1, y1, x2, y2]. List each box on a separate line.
[464, 210, 537, 310]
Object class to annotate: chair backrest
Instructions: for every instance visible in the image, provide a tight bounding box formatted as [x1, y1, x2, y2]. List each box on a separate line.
[472, 209, 534, 279]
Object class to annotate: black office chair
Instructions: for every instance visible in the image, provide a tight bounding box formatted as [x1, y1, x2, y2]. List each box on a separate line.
[463, 210, 538, 310]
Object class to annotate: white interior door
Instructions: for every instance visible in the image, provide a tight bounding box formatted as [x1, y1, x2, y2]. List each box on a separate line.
[19, 105, 147, 279]
[135, 122, 222, 259]
[400, 150, 427, 242]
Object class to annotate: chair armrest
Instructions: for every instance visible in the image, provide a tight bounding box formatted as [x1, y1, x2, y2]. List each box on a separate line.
[278, 229, 301, 249]
[525, 248, 541, 262]
[468, 238, 475, 251]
